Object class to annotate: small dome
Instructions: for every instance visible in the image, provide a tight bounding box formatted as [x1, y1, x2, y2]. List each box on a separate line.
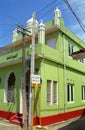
[26, 17, 38, 26]
[39, 20, 45, 27]
[54, 7, 61, 13]
[12, 28, 18, 42]
[13, 28, 17, 34]
[26, 17, 33, 24]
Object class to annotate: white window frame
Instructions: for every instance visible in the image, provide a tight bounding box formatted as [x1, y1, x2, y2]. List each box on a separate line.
[53, 81, 58, 104]
[67, 84, 74, 103]
[68, 43, 74, 56]
[80, 58, 84, 64]
[82, 86, 85, 101]
[47, 80, 52, 105]
[4, 72, 11, 102]
[4, 72, 15, 103]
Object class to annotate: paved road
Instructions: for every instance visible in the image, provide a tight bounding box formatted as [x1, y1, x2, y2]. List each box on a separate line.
[47, 116, 85, 130]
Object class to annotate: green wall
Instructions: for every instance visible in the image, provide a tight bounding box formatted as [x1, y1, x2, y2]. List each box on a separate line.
[0, 63, 22, 113]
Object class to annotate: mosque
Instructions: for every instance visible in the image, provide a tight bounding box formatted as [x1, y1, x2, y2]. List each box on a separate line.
[0, 7, 85, 127]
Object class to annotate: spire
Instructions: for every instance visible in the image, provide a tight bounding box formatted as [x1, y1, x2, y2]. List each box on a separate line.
[54, 7, 61, 26]
[12, 28, 18, 42]
[54, 7, 61, 18]
[39, 20, 45, 31]
[38, 20, 45, 44]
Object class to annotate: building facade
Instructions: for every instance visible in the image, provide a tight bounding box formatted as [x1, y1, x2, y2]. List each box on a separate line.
[0, 8, 85, 126]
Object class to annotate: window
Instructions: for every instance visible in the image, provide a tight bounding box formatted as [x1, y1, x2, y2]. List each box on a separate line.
[47, 38, 56, 49]
[5, 72, 16, 103]
[80, 58, 84, 63]
[47, 80, 58, 105]
[47, 80, 52, 105]
[68, 43, 74, 56]
[53, 81, 58, 104]
[67, 84, 74, 102]
[82, 86, 85, 101]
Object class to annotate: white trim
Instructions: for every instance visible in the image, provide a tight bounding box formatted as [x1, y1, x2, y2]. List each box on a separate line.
[82, 86, 85, 101]
[47, 80, 52, 105]
[4, 71, 13, 103]
[53, 81, 58, 104]
[67, 84, 74, 103]
[20, 83, 23, 113]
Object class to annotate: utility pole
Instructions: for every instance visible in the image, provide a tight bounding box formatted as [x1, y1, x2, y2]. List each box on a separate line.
[16, 24, 30, 130]
[28, 12, 36, 130]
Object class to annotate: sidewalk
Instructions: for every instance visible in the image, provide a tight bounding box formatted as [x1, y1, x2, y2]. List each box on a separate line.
[0, 118, 22, 130]
[0, 116, 85, 130]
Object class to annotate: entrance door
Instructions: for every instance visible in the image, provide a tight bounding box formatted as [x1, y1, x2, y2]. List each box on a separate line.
[26, 85, 29, 112]
[26, 70, 30, 113]
[20, 70, 30, 113]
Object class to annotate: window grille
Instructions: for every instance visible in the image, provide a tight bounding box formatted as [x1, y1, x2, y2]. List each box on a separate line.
[53, 81, 58, 104]
[7, 72, 15, 103]
[82, 86, 85, 101]
[67, 84, 74, 102]
[68, 43, 74, 56]
[47, 80, 52, 105]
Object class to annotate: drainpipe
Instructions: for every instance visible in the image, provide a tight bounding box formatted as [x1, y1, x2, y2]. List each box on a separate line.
[63, 34, 66, 112]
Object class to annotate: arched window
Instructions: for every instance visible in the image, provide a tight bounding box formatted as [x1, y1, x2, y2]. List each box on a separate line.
[7, 72, 16, 103]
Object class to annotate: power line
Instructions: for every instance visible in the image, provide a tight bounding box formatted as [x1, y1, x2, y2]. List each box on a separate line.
[37, 0, 62, 21]
[37, 0, 57, 15]
[0, 31, 12, 39]
[38, 4, 56, 20]
[8, 16, 18, 24]
[0, 23, 15, 26]
[64, 0, 85, 33]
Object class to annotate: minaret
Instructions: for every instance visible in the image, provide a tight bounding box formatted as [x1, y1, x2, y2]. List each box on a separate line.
[54, 7, 61, 26]
[12, 29, 18, 42]
[38, 20, 45, 44]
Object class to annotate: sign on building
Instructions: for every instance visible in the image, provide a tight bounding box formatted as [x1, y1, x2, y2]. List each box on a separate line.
[31, 75, 41, 87]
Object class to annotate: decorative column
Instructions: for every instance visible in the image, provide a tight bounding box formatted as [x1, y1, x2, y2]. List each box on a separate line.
[12, 29, 18, 42]
[38, 21, 45, 44]
[54, 7, 61, 26]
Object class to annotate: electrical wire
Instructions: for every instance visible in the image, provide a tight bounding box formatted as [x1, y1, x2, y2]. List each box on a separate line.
[0, 15, 18, 46]
[37, 0, 58, 16]
[64, 0, 85, 33]
[1, 0, 85, 47]
[38, 5, 56, 20]
[38, 0, 62, 20]
[0, 23, 15, 26]
[0, 0, 61, 46]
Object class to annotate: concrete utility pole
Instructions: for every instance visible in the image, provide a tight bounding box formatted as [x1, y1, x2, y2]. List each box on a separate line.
[16, 24, 30, 130]
[28, 12, 36, 130]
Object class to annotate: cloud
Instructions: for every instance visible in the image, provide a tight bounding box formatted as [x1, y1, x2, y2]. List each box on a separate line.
[67, 0, 85, 41]
[70, 0, 85, 18]
[69, 23, 85, 42]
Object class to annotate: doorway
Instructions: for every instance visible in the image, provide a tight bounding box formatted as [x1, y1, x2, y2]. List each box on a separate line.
[20, 70, 30, 113]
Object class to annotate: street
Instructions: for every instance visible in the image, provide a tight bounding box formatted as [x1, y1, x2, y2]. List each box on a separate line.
[47, 116, 85, 130]
[0, 116, 85, 130]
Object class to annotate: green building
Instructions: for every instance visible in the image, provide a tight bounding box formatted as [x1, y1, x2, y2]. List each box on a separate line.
[0, 8, 85, 126]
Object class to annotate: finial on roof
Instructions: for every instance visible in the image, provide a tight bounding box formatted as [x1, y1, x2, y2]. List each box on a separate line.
[54, 7, 61, 16]
[39, 19, 45, 27]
